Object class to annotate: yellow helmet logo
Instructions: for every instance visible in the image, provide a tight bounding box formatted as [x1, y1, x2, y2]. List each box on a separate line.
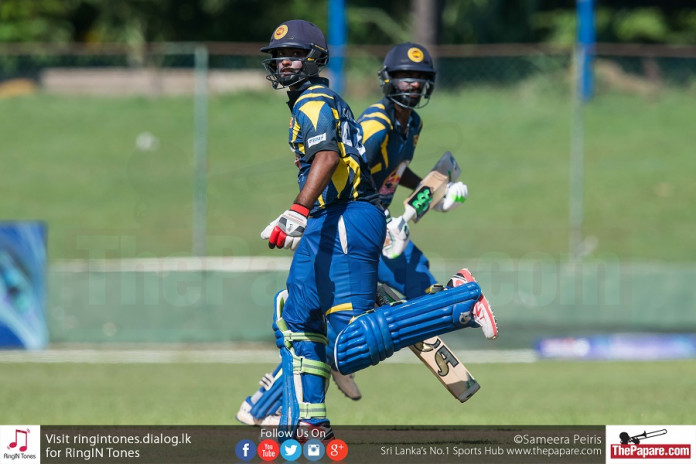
[274, 25, 289, 40]
[407, 47, 424, 62]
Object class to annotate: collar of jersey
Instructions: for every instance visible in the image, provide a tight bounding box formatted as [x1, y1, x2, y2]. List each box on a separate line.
[286, 77, 330, 109]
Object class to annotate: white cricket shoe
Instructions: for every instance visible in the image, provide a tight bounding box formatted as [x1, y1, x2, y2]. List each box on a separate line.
[448, 268, 499, 340]
[259, 413, 281, 427]
[331, 369, 362, 400]
[235, 398, 262, 426]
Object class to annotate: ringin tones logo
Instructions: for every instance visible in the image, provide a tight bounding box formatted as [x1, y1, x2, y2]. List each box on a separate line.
[1, 425, 40, 463]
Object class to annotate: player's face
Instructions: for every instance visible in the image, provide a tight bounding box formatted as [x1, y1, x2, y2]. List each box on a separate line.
[388, 70, 433, 108]
[271, 47, 308, 76]
[391, 71, 430, 95]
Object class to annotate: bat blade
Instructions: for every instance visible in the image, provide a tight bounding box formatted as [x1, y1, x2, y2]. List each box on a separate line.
[403, 170, 449, 222]
[432, 150, 461, 182]
[402, 151, 461, 223]
[376, 284, 480, 403]
[410, 337, 481, 403]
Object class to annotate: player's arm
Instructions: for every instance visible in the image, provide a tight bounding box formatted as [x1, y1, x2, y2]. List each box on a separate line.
[262, 150, 339, 250]
[398, 118, 423, 189]
[295, 150, 339, 208]
[398, 167, 421, 190]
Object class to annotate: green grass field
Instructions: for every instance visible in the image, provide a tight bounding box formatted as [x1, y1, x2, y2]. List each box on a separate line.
[2, 85, 695, 261]
[2, 82, 694, 435]
[2, 360, 694, 425]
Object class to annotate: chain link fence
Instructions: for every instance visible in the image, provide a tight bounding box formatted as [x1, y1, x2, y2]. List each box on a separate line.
[2, 43, 695, 97]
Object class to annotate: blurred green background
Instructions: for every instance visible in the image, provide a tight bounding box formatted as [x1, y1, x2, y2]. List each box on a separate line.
[3, 85, 695, 261]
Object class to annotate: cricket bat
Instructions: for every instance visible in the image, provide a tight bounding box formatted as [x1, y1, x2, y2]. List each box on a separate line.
[410, 337, 481, 403]
[402, 151, 461, 223]
[376, 284, 481, 403]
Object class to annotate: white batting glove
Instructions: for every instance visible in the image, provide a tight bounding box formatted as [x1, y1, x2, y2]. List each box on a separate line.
[382, 213, 410, 259]
[434, 182, 468, 212]
[260, 204, 309, 250]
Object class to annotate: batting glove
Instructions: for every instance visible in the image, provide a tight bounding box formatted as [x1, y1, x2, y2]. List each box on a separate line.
[382, 212, 410, 259]
[434, 182, 468, 212]
[261, 203, 309, 250]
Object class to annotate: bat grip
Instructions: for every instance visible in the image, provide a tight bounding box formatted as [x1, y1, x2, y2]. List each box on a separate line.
[402, 205, 417, 223]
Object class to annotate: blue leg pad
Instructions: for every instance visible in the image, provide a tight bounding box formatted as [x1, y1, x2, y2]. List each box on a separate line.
[334, 281, 481, 374]
[278, 346, 299, 440]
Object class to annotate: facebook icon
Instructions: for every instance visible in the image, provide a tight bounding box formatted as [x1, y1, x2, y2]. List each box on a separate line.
[235, 439, 256, 462]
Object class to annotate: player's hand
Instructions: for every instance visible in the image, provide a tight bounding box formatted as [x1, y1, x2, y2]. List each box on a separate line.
[260, 204, 309, 250]
[382, 212, 410, 259]
[434, 182, 468, 212]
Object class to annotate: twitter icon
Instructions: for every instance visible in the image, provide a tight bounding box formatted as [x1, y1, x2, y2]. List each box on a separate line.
[280, 438, 302, 461]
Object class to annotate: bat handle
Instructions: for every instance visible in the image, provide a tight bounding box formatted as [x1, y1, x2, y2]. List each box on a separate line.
[402, 205, 417, 223]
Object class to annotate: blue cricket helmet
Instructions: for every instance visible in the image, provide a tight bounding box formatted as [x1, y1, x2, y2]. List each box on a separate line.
[261, 20, 329, 89]
[379, 42, 437, 109]
[382, 42, 436, 75]
[261, 20, 328, 54]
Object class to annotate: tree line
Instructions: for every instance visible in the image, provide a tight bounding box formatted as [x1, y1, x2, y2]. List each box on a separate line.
[1, 0, 694, 45]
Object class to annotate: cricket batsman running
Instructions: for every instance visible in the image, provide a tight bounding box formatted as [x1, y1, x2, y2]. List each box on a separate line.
[236, 32, 497, 432]
[251, 19, 386, 440]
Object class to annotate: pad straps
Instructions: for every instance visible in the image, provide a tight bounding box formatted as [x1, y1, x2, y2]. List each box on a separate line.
[292, 356, 331, 379]
[276, 317, 329, 347]
[299, 402, 327, 419]
[276, 315, 330, 420]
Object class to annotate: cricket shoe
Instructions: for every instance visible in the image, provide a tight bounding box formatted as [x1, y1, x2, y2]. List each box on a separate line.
[259, 413, 280, 427]
[448, 268, 499, 340]
[235, 398, 262, 426]
[331, 369, 362, 400]
[296, 420, 335, 444]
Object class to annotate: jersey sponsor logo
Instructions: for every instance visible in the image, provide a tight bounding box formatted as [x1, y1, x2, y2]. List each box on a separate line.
[408, 47, 424, 62]
[274, 25, 289, 39]
[307, 133, 327, 147]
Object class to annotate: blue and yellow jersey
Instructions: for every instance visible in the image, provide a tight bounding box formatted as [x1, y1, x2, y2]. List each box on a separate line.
[287, 78, 379, 215]
[358, 98, 423, 208]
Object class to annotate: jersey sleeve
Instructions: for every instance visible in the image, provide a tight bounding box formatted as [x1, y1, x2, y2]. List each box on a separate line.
[293, 99, 340, 162]
[358, 108, 391, 174]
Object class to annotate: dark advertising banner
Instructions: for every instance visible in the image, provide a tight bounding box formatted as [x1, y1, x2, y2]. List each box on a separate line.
[3, 424, 694, 463]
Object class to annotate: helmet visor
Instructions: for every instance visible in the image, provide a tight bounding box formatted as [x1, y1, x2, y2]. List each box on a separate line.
[262, 48, 311, 89]
[386, 76, 435, 109]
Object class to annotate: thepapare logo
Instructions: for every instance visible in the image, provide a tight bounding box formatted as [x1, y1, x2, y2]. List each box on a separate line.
[1, 425, 40, 463]
[407, 47, 424, 62]
[607, 425, 695, 461]
[274, 25, 289, 40]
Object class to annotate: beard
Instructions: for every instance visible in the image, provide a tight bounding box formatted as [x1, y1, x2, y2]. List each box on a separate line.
[394, 93, 423, 108]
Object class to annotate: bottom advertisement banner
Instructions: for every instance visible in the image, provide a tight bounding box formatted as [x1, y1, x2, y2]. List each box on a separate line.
[0, 425, 693, 464]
